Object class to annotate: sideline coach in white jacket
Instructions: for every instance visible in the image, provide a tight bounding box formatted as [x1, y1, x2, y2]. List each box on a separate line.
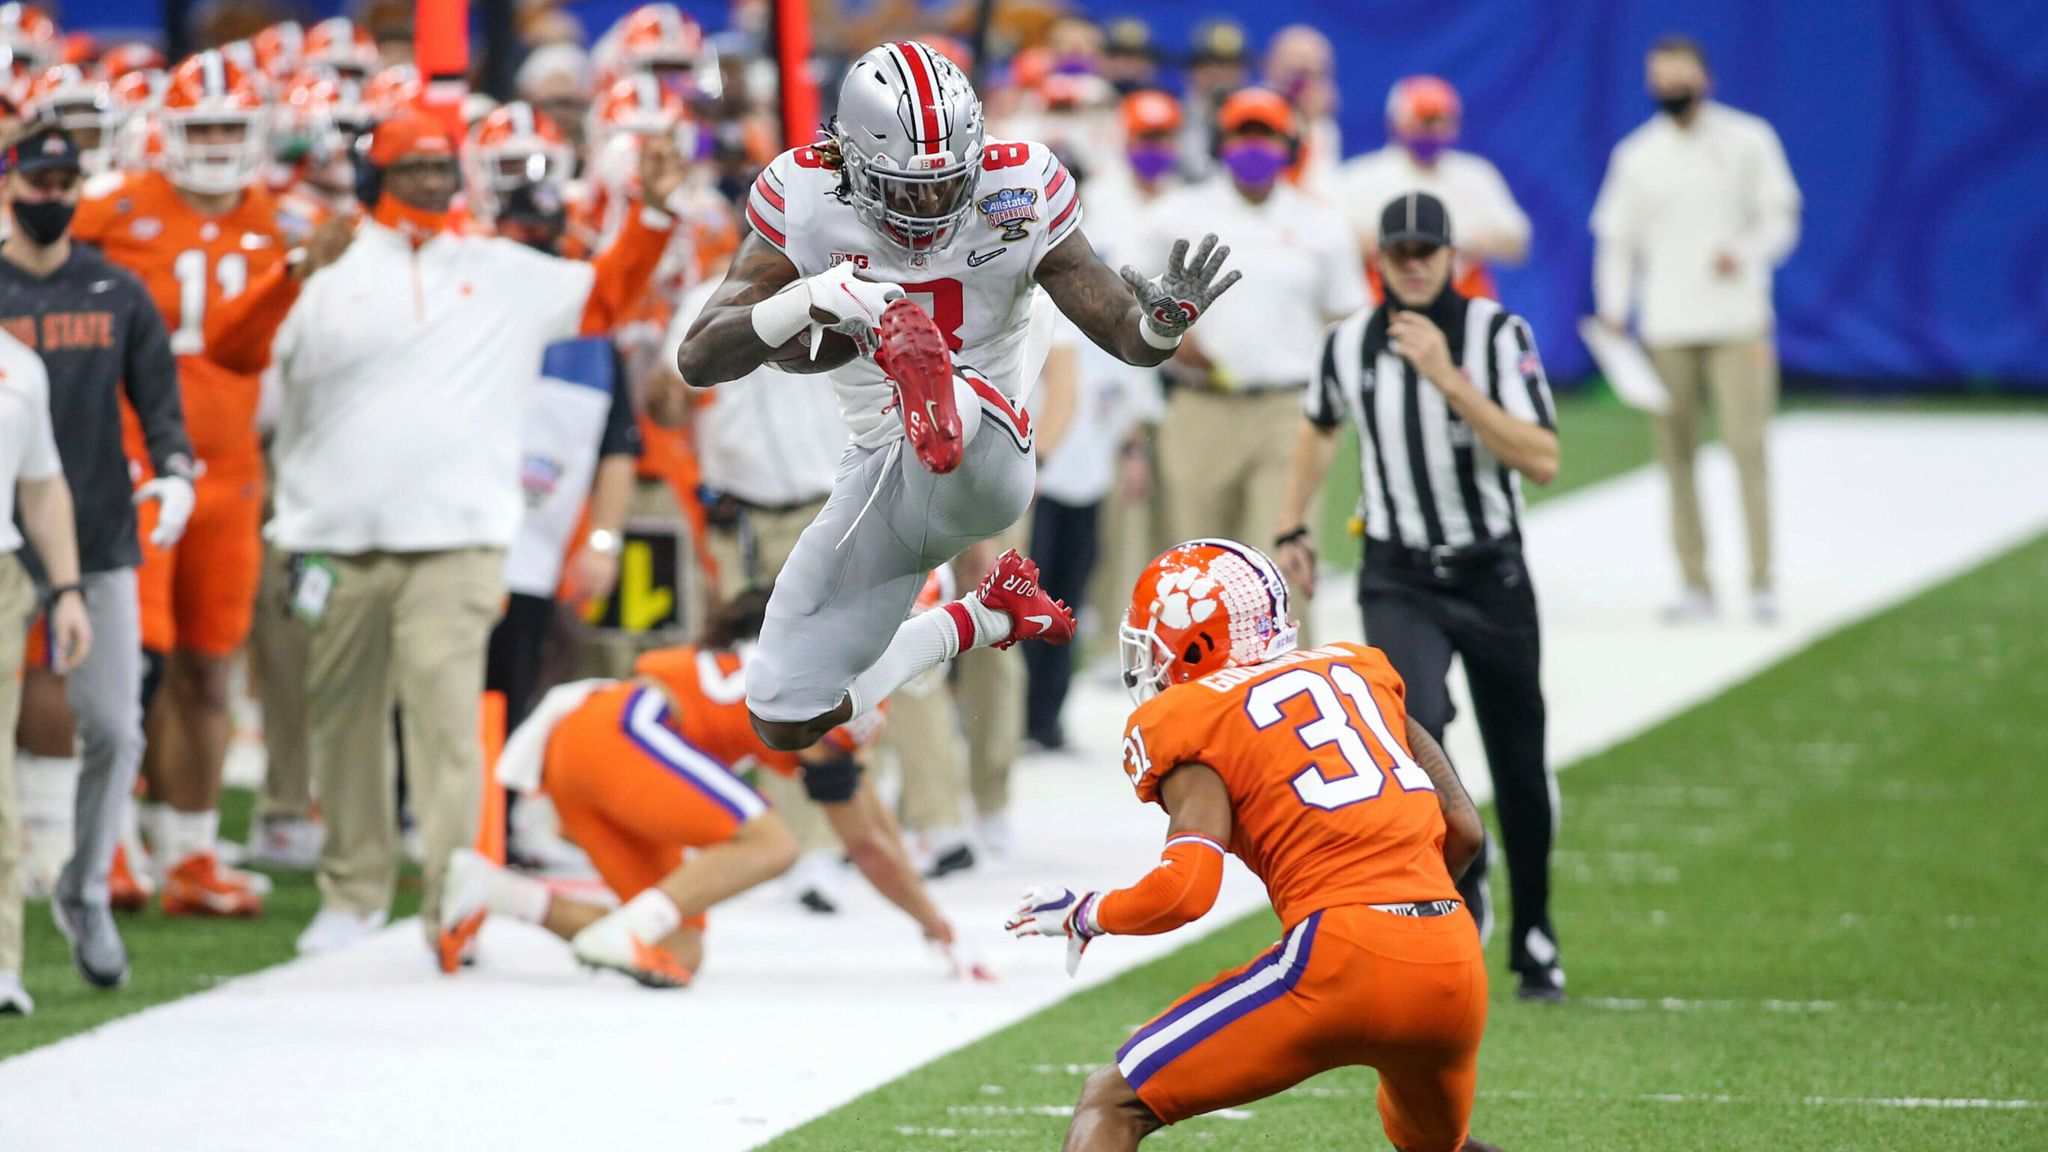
[269, 113, 679, 957]
[1592, 35, 1800, 622]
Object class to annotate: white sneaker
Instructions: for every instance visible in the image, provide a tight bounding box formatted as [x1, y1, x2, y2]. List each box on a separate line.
[979, 810, 1015, 861]
[0, 971, 33, 1016]
[296, 906, 389, 955]
[785, 849, 845, 914]
[1661, 588, 1718, 624]
[246, 816, 323, 871]
[1752, 590, 1782, 625]
[439, 848, 496, 934]
[570, 913, 692, 989]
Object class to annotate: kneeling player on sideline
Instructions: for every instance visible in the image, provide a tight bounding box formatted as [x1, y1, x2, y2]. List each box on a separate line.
[1008, 540, 1506, 1152]
[439, 568, 1030, 986]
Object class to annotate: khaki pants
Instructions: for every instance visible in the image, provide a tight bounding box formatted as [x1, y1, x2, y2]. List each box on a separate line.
[955, 644, 1022, 819]
[1648, 339, 1778, 593]
[306, 548, 502, 932]
[703, 497, 828, 603]
[251, 543, 312, 820]
[0, 554, 36, 974]
[889, 669, 965, 836]
[1159, 388, 1304, 552]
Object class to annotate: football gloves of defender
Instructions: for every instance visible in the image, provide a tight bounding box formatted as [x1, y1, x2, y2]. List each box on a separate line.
[1118, 233, 1243, 345]
[1006, 885, 1100, 977]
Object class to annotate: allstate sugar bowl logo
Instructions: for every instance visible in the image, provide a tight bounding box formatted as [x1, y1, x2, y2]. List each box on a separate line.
[977, 187, 1038, 241]
[521, 455, 563, 509]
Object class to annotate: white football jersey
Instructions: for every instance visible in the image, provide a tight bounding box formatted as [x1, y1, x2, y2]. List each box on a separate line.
[746, 138, 1083, 449]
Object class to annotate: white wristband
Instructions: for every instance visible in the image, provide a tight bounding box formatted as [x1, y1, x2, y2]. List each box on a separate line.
[1138, 317, 1183, 351]
[751, 282, 815, 347]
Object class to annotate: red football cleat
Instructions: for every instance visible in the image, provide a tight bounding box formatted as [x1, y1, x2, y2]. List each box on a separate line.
[874, 296, 963, 474]
[974, 549, 1077, 650]
[161, 852, 264, 918]
[108, 844, 151, 914]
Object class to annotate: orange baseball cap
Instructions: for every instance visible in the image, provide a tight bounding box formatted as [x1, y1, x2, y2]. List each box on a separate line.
[367, 110, 455, 166]
[1217, 87, 1297, 137]
[1386, 75, 1462, 132]
[1121, 89, 1182, 135]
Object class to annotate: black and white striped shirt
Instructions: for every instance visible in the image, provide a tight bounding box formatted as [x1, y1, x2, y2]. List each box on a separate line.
[1305, 293, 1555, 551]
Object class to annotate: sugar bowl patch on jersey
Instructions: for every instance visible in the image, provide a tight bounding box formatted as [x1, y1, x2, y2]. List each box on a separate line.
[977, 186, 1038, 241]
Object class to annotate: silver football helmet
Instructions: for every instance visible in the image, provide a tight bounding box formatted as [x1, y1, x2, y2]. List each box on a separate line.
[832, 41, 986, 256]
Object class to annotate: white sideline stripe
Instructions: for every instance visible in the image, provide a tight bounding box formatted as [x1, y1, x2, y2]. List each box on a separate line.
[5, 414, 2048, 1152]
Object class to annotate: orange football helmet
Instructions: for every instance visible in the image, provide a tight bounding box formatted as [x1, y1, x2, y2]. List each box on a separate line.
[95, 41, 165, 81]
[1120, 539, 1299, 704]
[280, 70, 371, 183]
[160, 50, 269, 194]
[0, 2, 57, 72]
[465, 101, 571, 218]
[252, 21, 305, 85]
[362, 62, 421, 118]
[303, 16, 378, 80]
[25, 63, 120, 171]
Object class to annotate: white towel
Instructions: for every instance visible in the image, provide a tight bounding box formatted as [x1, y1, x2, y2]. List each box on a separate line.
[497, 679, 612, 793]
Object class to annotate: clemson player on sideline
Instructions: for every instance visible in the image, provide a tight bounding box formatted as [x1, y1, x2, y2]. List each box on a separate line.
[677, 41, 1241, 759]
[1008, 539, 1507, 1152]
[73, 50, 286, 916]
[437, 580, 994, 987]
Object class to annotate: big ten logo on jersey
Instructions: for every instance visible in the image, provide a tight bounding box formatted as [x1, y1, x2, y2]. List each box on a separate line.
[1122, 727, 1154, 786]
[829, 251, 870, 270]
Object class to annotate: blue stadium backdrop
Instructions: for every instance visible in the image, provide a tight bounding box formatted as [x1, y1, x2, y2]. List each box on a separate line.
[70, 0, 2048, 388]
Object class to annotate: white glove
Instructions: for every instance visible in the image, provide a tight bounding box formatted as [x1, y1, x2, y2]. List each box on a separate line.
[1005, 885, 1100, 977]
[134, 475, 196, 549]
[801, 261, 904, 355]
[1118, 233, 1243, 347]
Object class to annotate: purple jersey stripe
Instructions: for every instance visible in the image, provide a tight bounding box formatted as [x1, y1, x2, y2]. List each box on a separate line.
[619, 689, 761, 824]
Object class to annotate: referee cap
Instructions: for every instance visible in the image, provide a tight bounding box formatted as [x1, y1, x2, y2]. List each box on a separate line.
[1379, 190, 1454, 249]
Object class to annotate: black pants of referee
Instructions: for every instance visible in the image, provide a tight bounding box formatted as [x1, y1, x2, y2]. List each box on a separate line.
[1359, 548, 1557, 975]
[1023, 495, 1101, 747]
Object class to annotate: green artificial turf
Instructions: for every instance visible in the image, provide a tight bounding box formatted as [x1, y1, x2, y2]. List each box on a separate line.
[0, 791, 422, 1060]
[760, 531, 2048, 1152]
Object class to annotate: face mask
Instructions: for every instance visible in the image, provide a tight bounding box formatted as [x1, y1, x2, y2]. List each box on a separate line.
[372, 195, 451, 246]
[1657, 90, 1700, 119]
[11, 198, 75, 246]
[1399, 133, 1449, 165]
[1127, 141, 1177, 183]
[1220, 139, 1288, 189]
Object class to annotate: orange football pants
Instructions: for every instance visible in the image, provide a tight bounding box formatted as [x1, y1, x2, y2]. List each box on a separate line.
[543, 683, 770, 901]
[1116, 903, 1487, 1152]
[133, 471, 264, 656]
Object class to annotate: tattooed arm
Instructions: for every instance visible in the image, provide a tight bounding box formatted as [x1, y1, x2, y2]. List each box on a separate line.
[675, 233, 805, 386]
[1034, 230, 1176, 367]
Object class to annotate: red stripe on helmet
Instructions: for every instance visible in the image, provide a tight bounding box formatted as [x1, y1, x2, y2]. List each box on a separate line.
[893, 40, 942, 156]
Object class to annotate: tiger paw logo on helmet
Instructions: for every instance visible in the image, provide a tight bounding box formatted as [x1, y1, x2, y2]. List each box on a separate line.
[1120, 539, 1298, 703]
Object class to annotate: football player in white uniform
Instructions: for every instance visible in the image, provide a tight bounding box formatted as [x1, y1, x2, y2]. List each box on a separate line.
[678, 41, 1239, 755]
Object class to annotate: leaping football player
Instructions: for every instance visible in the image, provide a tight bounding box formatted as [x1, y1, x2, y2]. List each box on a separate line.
[676, 41, 1240, 756]
[1008, 540, 1508, 1152]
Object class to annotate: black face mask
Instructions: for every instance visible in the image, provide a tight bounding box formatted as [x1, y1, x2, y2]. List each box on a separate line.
[12, 199, 75, 246]
[1656, 90, 1701, 120]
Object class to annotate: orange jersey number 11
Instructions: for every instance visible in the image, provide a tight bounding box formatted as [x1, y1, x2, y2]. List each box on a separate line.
[170, 248, 248, 356]
[1247, 666, 1435, 810]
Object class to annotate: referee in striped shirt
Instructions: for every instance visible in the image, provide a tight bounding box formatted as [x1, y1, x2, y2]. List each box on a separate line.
[1274, 191, 1566, 1000]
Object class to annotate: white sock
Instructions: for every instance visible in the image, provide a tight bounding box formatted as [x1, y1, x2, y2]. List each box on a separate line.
[139, 801, 169, 859]
[162, 808, 220, 867]
[845, 597, 1011, 718]
[610, 888, 682, 942]
[484, 868, 551, 923]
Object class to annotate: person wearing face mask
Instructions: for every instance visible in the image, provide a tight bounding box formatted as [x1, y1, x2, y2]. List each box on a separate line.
[1136, 88, 1366, 561]
[1335, 75, 1531, 301]
[1592, 35, 1800, 624]
[1260, 25, 1342, 195]
[263, 109, 685, 963]
[0, 124, 194, 991]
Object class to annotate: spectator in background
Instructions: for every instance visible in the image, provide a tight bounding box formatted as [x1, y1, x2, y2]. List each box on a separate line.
[1177, 18, 1250, 175]
[1139, 89, 1366, 556]
[1101, 17, 1160, 95]
[0, 124, 194, 989]
[1336, 76, 1531, 301]
[0, 323, 94, 1017]
[265, 113, 682, 959]
[516, 42, 594, 163]
[1592, 35, 1800, 623]
[1261, 25, 1341, 193]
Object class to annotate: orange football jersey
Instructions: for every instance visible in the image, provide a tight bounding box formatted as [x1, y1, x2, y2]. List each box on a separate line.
[632, 645, 801, 779]
[1121, 642, 1460, 929]
[74, 170, 287, 480]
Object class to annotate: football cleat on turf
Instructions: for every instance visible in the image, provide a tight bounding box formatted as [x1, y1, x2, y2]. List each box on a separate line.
[974, 549, 1077, 650]
[161, 852, 264, 918]
[1516, 965, 1567, 1003]
[107, 843, 152, 914]
[437, 848, 494, 975]
[246, 815, 323, 871]
[873, 296, 963, 474]
[570, 916, 693, 990]
[0, 971, 33, 1016]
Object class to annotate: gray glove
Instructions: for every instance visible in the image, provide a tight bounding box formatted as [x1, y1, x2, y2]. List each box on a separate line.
[1118, 233, 1243, 342]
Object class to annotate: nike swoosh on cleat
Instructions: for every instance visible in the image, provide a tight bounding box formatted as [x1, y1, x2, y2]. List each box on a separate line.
[1025, 614, 1053, 634]
[967, 247, 1007, 267]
